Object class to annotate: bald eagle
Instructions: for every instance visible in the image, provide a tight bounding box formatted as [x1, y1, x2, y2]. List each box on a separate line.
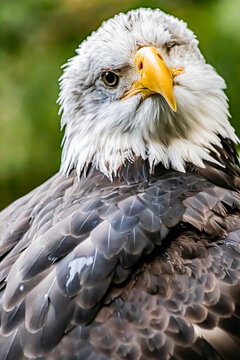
[1, 8, 240, 360]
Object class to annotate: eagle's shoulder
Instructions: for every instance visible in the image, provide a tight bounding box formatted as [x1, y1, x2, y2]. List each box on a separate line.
[191, 138, 240, 190]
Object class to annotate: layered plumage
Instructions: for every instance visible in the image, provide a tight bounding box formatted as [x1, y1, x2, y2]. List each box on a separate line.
[0, 8, 240, 360]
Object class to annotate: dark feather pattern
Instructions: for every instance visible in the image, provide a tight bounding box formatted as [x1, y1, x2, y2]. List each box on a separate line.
[0, 139, 240, 359]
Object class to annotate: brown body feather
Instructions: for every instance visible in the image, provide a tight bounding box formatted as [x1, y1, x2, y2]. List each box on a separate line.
[0, 140, 240, 360]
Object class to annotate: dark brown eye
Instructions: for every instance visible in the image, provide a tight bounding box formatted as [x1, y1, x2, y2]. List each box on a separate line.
[101, 71, 119, 87]
[166, 41, 178, 52]
[168, 43, 176, 49]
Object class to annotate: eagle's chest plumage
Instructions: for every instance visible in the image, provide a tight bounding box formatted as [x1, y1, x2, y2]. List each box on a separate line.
[0, 159, 240, 360]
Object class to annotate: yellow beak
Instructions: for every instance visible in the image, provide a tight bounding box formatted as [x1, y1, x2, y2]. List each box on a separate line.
[122, 46, 184, 112]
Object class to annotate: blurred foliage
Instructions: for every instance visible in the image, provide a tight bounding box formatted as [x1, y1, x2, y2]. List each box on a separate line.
[0, 0, 240, 209]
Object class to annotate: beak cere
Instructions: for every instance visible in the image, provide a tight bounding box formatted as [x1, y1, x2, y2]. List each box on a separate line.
[122, 46, 184, 112]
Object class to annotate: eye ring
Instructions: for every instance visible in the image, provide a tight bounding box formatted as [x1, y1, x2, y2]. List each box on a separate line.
[101, 71, 119, 88]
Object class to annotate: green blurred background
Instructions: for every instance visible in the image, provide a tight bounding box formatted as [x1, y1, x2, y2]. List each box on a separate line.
[0, 0, 240, 210]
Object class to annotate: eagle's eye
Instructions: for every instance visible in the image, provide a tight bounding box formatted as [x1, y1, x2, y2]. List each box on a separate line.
[165, 41, 178, 52]
[101, 71, 119, 88]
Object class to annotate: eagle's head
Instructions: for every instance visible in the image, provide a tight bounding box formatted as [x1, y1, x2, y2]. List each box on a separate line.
[58, 8, 238, 178]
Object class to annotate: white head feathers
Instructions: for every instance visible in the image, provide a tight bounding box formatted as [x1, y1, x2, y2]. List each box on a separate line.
[58, 8, 239, 178]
